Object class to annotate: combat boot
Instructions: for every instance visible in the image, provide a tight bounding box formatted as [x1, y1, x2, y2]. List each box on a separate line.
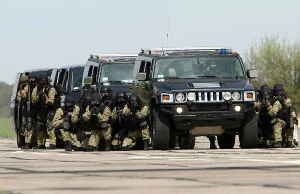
[47, 144, 56, 149]
[286, 141, 296, 148]
[64, 141, 73, 151]
[85, 145, 96, 152]
[293, 139, 299, 146]
[22, 143, 31, 149]
[143, 140, 149, 150]
[121, 146, 130, 151]
[73, 146, 86, 151]
[210, 143, 217, 149]
[37, 145, 46, 149]
[273, 141, 282, 148]
[112, 145, 120, 151]
[104, 140, 111, 151]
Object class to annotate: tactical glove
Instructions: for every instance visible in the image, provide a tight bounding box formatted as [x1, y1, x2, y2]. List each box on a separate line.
[293, 117, 298, 125]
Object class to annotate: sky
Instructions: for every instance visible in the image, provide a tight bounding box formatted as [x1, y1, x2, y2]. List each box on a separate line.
[1, 0, 300, 84]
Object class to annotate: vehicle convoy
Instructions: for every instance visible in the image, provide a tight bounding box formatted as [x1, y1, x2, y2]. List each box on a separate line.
[83, 54, 137, 95]
[10, 68, 58, 147]
[131, 47, 258, 150]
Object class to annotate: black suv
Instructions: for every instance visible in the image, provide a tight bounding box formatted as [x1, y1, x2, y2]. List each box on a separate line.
[83, 54, 137, 94]
[131, 47, 258, 150]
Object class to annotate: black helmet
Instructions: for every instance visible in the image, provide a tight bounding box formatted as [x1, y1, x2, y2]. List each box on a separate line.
[39, 74, 48, 87]
[260, 84, 271, 98]
[128, 93, 141, 109]
[91, 93, 101, 106]
[100, 86, 111, 98]
[116, 90, 128, 106]
[273, 84, 285, 96]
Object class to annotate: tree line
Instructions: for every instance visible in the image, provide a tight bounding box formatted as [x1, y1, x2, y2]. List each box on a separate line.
[0, 82, 13, 118]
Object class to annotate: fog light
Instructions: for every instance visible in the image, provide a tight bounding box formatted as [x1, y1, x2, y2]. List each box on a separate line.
[176, 107, 183, 114]
[234, 105, 241, 112]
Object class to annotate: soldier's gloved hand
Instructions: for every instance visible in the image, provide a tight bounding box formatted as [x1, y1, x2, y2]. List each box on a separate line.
[293, 117, 298, 125]
[261, 99, 270, 107]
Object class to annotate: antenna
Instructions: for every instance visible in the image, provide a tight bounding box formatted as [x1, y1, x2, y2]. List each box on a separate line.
[166, 17, 169, 47]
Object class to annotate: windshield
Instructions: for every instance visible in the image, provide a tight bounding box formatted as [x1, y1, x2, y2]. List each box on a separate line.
[69, 67, 84, 91]
[32, 70, 48, 77]
[100, 62, 134, 83]
[154, 56, 244, 79]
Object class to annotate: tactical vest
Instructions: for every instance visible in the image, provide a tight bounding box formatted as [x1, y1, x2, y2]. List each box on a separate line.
[269, 97, 284, 120]
[81, 86, 95, 110]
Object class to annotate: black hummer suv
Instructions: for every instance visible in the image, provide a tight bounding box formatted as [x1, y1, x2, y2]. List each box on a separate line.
[131, 47, 258, 150]
[83, 54, 137, 95]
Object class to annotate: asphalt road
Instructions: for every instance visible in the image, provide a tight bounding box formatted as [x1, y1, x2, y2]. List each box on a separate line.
[0, 137, 300, 194]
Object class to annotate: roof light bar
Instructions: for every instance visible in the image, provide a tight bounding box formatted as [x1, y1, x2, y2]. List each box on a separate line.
[90, 54, 137, 61]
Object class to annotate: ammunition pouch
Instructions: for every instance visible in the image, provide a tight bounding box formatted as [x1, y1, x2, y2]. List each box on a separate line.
[100, 122, 109, 130]
[76, 130, 87, 142]
[46, 121, 53, 130]
[270, 118, 278, 125]
[63, 121, 70, 130]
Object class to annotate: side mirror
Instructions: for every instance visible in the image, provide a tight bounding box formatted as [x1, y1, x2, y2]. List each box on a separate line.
[56, 84, 64, 94]
[83, 77, 93, 85]
[136, 73, 146, 81]
[247, 69, 258, 79]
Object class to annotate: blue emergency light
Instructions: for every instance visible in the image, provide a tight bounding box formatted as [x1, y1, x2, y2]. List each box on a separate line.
[220, 48, 227, 54]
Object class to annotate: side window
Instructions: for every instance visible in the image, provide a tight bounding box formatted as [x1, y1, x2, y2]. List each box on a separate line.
[145, 61, 151, 80]
[92, 66, 98, 84]
[139, 61, 146, 73]
[63, 71, 69, 90]
[88, 66, 93, 77]
[57, 69, 66, 84]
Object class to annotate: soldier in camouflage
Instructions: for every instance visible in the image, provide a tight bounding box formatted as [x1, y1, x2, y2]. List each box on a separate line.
[82, 93, 112, 151]
[111, 91, 129, 151]
[32, 74, 57, 149]
[52, 96, 83, 151]
[273, 84, 297, 148]
[121, 93, 150, 151]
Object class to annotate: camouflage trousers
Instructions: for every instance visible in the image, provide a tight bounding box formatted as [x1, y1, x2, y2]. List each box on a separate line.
[59, 129, 82, 148]
[273, 119, 286, 143]
[121, 126, 150, 149]
[36, 120, 47, 146]
[48, 127, 56, 145]
[283, 127, 294, 142]
[24, 129, 33, 144]
[88, 126, 112, 148]
[112, 126, 150, 148]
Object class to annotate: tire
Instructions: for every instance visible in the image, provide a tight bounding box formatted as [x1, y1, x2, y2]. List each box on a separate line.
[169, 134, 177, 149]
[178, 135, 195, 149]
[217, 133, 235, 149]
[239, 114, 258, 149]
[151, 108, 170, 150]
[17, 133, 25, 148]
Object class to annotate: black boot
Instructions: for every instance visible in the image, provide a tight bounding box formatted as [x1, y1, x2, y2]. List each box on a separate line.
[210, 143, 217, 149]
[293, 139, 299, 146]
[112, 145, 121, 151]
[73, 146, 86, 151]
[273, 141, 282, 148]
[121, 145, 130, 151]
[38, 145, 46, 149]
[85, 145, 96, 152]
[64, 141, 73, 151]
[105, 140, 111, 151]
[47, 144, 56, 149]
[208, 136, 217, 149]
[286, 141, 296, 148]
[143, 140, 149, 150]
[22, 143, 31, 149]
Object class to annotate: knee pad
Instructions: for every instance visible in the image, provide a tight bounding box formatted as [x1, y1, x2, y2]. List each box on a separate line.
[46, 121, 53, 130]
[36, 123, 43, 132]
[140, 121, 147, 128]
[100, 122, 109, 130]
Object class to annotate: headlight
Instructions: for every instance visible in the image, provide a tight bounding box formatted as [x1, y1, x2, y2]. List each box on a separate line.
[234, 105, 241, 112]
[176, 107, 183, 113]
[222, 92, 231, 101]
[187, 92, 196, 101]
[232, 92, 241, 101]
[176, 93, 185, 102]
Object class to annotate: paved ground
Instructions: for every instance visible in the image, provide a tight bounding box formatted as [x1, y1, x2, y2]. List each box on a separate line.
[0, 137, 300, 194]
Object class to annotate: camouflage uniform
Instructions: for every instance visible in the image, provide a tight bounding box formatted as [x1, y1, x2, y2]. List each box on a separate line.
[52, 104, 82, 151]
[82, 105, 112, 151]
[281, 98, 297, 147]
[32, 77, 57, 148]
[121, 104, 151, 151]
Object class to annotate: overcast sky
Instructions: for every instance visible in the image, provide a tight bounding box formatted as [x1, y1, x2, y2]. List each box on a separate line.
[1, 0, 300, 84]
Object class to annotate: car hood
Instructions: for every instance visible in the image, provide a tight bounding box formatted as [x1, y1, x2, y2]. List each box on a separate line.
[153, 78, 253, 92]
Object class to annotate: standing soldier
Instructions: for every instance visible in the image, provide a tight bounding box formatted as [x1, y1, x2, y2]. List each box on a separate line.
[32, 74, 57, 149]
[82, 93, 112, 151]
[273, 84, 297, 148]
[111, 91, 129, 151]
[121, 93, 150, 151]
[52, 96, 83, 151]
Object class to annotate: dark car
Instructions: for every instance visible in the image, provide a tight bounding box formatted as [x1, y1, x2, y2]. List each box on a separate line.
[131, 47, 258, 150]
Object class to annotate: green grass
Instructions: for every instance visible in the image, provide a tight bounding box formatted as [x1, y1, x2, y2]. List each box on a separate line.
[0, 118, 15, 137]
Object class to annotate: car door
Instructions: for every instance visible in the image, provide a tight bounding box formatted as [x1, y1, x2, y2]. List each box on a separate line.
[10, 73, 22, 132]
[140, 60, 152, 104]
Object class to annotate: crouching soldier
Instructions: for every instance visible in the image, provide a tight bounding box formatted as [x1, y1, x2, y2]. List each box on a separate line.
[121, 93, 150, 151]
[82, 93, 112, 151]
[111, 91, 130, 151]
[52, 96, 83, 151]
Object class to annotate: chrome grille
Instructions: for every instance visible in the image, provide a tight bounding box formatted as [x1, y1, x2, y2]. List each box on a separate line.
[197, 91, 223, 102]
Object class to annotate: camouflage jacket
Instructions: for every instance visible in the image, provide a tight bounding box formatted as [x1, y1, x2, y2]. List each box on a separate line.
[82, 105, 111, 124]
[52, 105, 80, 128]
[32, 86, 57, 106]
[111, 104, 131, 121]
[17, 84, 29, 103]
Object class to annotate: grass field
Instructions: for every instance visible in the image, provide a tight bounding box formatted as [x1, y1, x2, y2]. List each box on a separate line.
[0, 118, 15, 137]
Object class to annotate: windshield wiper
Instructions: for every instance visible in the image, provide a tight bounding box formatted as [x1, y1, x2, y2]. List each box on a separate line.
[196, 75, 223, 79]
[108, 81, 126, 84]
[163, 76, 181, 79]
